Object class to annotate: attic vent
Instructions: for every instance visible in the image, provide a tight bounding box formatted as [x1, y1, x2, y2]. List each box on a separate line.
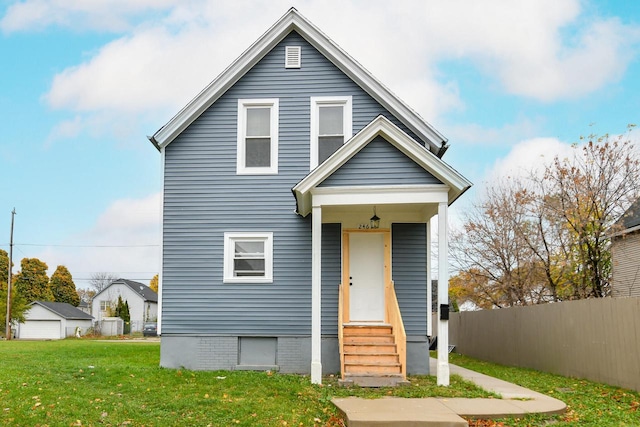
[285, 46, 301, 68]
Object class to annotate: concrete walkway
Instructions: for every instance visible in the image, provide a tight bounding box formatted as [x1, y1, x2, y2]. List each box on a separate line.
[332, 358, 566, 426]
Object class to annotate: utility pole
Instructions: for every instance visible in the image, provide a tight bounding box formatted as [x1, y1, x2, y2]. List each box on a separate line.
[5, 208, 15, 340]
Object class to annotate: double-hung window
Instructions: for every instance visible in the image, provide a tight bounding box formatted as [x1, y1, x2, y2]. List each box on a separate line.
[237, 99, 279, 174]
[224, 232, 273, 283]
[310, 96, 352, 169]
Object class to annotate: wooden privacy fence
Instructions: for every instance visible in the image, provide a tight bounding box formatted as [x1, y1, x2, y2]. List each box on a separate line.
[449, 297, 640, 393]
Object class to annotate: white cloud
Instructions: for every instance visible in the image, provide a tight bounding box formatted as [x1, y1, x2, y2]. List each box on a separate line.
[488, 137, 574, 183]
[34, 192, 161, 288]
[422, 0, 640, 101]
[10, 0, 636, 144]
[0, 0, 176, 33]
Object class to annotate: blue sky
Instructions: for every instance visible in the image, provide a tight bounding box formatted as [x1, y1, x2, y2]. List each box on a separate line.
[1, 0, 639, 289]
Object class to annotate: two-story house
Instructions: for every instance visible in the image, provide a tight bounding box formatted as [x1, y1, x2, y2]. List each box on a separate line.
[150, 8, 471, 386]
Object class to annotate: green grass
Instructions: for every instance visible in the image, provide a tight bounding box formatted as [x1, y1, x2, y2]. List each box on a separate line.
[449, 353, 640, 426]
[0, 340, 489, 427]
[1, 341, 638, 426]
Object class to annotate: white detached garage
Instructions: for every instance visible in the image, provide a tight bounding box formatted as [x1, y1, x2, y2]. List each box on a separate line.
[18, 301, 94, 340]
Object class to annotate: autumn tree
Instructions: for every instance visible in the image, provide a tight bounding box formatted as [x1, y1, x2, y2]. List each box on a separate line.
[149, 274, 159, 293]
[14, 258, 53, 303]
[0, 250, 30, 336]
[452, 127, 640, 308]
[539, 130, 640, 298]
[89, 272, 117, 293]
[451, 181, 552, 308]
[50, 265, 80, 306]
[0, 249, 7, 287]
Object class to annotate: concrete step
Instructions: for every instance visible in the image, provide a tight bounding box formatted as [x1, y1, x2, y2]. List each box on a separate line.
[340, 374, 410, 388]
[333, 397, 468, 425]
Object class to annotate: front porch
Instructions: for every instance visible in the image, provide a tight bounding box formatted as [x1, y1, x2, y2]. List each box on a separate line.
[292, 116, 472, 386]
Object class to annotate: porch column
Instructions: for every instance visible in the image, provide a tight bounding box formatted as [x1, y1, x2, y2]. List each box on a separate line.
[311, 205, 322, 384]
[437, 202, 450, 386]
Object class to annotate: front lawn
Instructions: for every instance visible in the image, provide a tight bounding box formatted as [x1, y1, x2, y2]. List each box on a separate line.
[0, 340, 487, 426]
[2, 340, 638, 426]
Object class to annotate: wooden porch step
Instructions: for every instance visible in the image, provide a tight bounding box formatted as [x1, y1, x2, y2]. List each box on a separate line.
[343, 334, 395, 344]
[344, 352, 399, 364]
[344, 361, 402, 375]
[343, 343, 397, 354]
[343, 324, 392, 335]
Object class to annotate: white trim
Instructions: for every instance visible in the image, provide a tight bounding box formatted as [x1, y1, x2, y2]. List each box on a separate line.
[223, 232, 274, 283]
[437, 202, 450, 386]
[311, 185, 449, 207]
[157, 148, 165, 334]
[151, 8, 447, 155]
[311, 206, 322, 384]
[285, 45, 301, 68]
[292, 116, 472, 216]
[237, 99, 279, 175]
[310, 96, 352, 169]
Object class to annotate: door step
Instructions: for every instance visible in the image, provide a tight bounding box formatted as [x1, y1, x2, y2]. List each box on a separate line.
[339, 374, 410, 388]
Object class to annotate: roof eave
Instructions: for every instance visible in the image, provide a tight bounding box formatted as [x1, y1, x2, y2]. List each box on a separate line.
[151, 8, 448, 153]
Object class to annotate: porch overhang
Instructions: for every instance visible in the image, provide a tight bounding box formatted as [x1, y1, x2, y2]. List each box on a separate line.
[292, 116, 471, 217]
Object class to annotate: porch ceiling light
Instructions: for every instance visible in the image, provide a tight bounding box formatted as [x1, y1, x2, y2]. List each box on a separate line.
[370, 206, 381, 229]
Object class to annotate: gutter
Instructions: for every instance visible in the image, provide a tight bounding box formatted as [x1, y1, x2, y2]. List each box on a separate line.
[148, 135, 161, 152]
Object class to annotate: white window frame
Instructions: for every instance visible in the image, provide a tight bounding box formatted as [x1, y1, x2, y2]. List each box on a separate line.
[224, 232, 274, 283]
[310, 96, 352, 169]
[237, 99, 279, 175]
[100, 301, 109, 312]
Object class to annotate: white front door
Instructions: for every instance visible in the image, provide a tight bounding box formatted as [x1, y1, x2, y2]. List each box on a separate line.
[349, 232, 385, 321]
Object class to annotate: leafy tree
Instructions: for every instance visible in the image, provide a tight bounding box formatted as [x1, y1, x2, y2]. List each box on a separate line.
[1, 250, 30, 337]
[14, 258, 53, 303]
[50, 265, 80, 306]
[149, 274, 159, 293]
[0, 288, 30, 336]
[89, 272, 118, 293]
[452, 127, 640, 308]
[0, 249, 8, 287]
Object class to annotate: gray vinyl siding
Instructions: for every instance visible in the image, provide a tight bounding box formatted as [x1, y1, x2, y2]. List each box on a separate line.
[391, 223, 428, 337]
[319, 136, 441, 187]
[163, 31, 427, 336]
[321, 224, 341, 335]
[611, 232, 640, 298]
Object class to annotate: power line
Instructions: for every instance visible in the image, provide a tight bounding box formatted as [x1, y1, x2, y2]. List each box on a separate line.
[15, 243, 159, 248]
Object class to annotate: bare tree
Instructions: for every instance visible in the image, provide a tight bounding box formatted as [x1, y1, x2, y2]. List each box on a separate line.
[89, 272, 118, 294]
[451, 126, 640, 308]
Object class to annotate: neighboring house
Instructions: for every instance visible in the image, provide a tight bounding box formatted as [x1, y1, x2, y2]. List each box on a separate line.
[611, 198, 640, 298]
[78, 300, 91, 315]
[150, 8, 471, 385]
[17, 301, 93, 339]
[91, 279, 158, 332]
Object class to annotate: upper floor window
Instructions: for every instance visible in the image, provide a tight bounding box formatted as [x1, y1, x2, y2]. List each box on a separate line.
[310, 96, 352, 169]
[237, 99, 279, 174]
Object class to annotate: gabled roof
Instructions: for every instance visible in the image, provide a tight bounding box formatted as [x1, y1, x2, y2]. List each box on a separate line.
[30, 301, 93, 320]
[292, 115, 472, 216]
[613, 197, 640, 236]
[150, 8, 448, 156]
[95, 279, 158, 303]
